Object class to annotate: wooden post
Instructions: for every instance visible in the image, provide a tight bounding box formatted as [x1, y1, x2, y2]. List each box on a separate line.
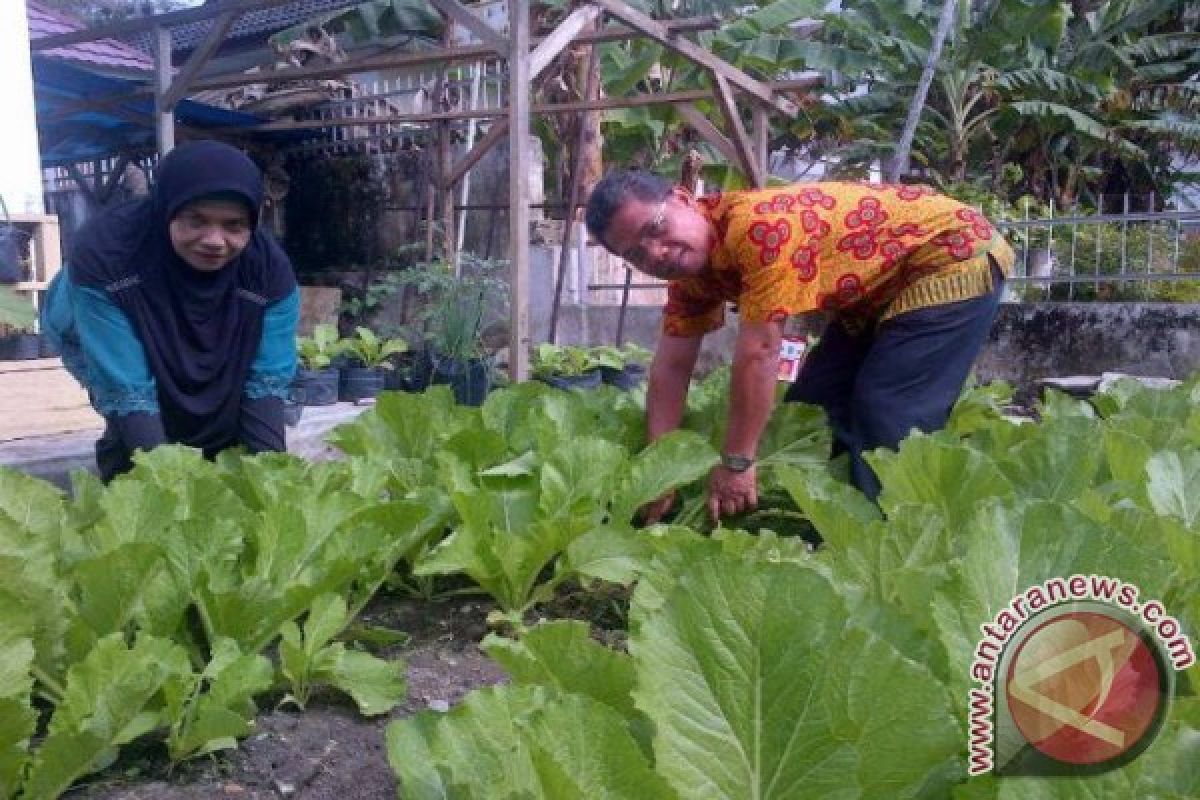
[548, 36, 600, 343]
[440, 118, 456, 269]
[508, 0, 532, 381]
[154, 26, 175, 156]
[753, 105, 769, 181]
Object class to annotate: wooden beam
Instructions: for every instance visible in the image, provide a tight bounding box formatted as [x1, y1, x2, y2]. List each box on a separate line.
[588, 0, 798, 117]
[155, 26, 176, 155]
[242, 77, 822, 131]
[442, 118, 509, 189]
[427, 0, 509, 56]
[31, 0, 306, 51]
[548, 30, 600, 343]
[753, 105, 769, 178]
[529, 5, 602, 81]
[712, 74, 763, 187]
[161, 10, 240, 110]
[508, 0, 532, 382]
[190, 16, 723, 93]
[677, 103, 739, 168]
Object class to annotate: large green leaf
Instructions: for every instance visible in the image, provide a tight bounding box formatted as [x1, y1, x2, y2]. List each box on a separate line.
[994, 417, 1104, 502]
[387, 685, 673, 800]
[631, 554, 961, 799]
[869, 432, 1015, 527]
[279, 593, 407, 716]
[562, 524, 656, 586]
[165, 637, 273, 762]
[484, 621, 641, 726]
[1145, 450, 1200, 529]
[0, 603, 36, 798]
[21, 634, 191, 800]
[609, 430, 718, 524]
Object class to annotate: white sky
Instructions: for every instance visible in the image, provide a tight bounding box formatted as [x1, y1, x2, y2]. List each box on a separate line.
[1, 1, 45, 214]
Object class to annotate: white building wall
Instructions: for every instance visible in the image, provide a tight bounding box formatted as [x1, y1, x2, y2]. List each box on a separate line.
[0, 0, 45, 214]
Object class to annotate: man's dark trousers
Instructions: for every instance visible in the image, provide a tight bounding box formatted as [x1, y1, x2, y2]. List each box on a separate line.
[784, 265, 1004, 500]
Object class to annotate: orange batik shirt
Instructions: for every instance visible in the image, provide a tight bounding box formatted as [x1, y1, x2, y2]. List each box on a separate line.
[662, 182, 1015, 337]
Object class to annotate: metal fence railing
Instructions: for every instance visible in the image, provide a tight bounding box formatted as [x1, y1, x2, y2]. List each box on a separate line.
[994, 196, 1200, 302]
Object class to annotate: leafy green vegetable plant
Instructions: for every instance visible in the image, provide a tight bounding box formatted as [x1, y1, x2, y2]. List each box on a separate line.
[338, 326, 408, 369]
[296, 323, 341, 370]
[531, 344, 596, 378]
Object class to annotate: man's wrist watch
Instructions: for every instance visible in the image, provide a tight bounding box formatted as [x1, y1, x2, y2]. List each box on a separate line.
[721, 453, 755, 472]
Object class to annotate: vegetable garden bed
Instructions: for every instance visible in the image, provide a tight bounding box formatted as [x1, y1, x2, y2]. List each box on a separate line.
[2, 373, 1197, 799]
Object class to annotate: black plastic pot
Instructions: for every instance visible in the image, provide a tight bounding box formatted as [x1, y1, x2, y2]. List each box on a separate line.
[431, 354, 491, 406]
[340, 366, 386, 401]
[38, 334, 61, 359]
[385, 352, 431, 392]
[600, 363, 646, 390]
[0, 333, 41, 361]
[540, 369, 603, 391]
[292, 367, 340, 406]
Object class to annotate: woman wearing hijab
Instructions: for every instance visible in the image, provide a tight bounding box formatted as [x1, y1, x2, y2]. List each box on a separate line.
[42, 141, 299, 481]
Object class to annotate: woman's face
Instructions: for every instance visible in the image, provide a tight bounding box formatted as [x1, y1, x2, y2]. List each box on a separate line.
[168, 199, 253, 272]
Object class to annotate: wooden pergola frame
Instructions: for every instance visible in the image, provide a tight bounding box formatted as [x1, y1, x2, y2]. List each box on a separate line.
[34, 0, 808, 380]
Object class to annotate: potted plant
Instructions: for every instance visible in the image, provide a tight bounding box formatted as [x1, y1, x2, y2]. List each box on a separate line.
[293, 323, 342, 406]
[396, 257, 508, 406]
[0, 319, 41, 360]
[337, 326, 408, 401]
[0, 282, 39, 360]
[532, 344, 602, 390]
[590, 343, 652, 390]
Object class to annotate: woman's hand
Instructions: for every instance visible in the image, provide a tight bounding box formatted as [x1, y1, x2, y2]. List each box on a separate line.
[707, 464, 758, 523]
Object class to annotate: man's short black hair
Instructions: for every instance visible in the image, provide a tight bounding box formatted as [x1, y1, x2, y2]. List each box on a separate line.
[585, 170, 673, 244]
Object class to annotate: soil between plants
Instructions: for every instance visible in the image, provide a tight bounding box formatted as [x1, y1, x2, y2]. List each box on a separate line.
[68, 595, 508, 800]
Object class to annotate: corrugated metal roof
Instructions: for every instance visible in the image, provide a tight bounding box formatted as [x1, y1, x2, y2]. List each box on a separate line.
[27, 0, 155, 73]
[128, 0, 365, 53]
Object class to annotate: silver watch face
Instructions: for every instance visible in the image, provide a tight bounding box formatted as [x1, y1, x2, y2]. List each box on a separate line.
[722, 455, 754, 472]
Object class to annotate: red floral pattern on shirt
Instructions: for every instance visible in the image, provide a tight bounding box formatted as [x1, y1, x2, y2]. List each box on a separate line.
[835, 273, 864, 304]
[800, 209, 832, 238]
[932, 229, 976, 260]
[747, 219, 792, 265]
[893, 184, 938, 201]
[878, 239, 907, 270]
[888, 222, 930, 238]
[753, 194, 796, 214]
[845, 196, 889, 229]
[837, 229, 878, 260]
[956, 207, 994, 240]
[790, 245, 818, 281]
[661, 183, 1010, 335]
[796, 188, 836, 209]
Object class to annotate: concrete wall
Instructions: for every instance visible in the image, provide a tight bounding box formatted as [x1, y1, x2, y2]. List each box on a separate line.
[1, 1, 45, 215]
[540, 301, 1200, 389]
[977, 303, 1200, 389]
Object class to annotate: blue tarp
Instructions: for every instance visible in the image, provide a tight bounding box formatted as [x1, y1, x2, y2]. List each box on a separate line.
[34, 59, 295, 167]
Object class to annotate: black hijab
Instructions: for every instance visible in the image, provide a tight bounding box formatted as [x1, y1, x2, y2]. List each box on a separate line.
[71, 141, 296, 450]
